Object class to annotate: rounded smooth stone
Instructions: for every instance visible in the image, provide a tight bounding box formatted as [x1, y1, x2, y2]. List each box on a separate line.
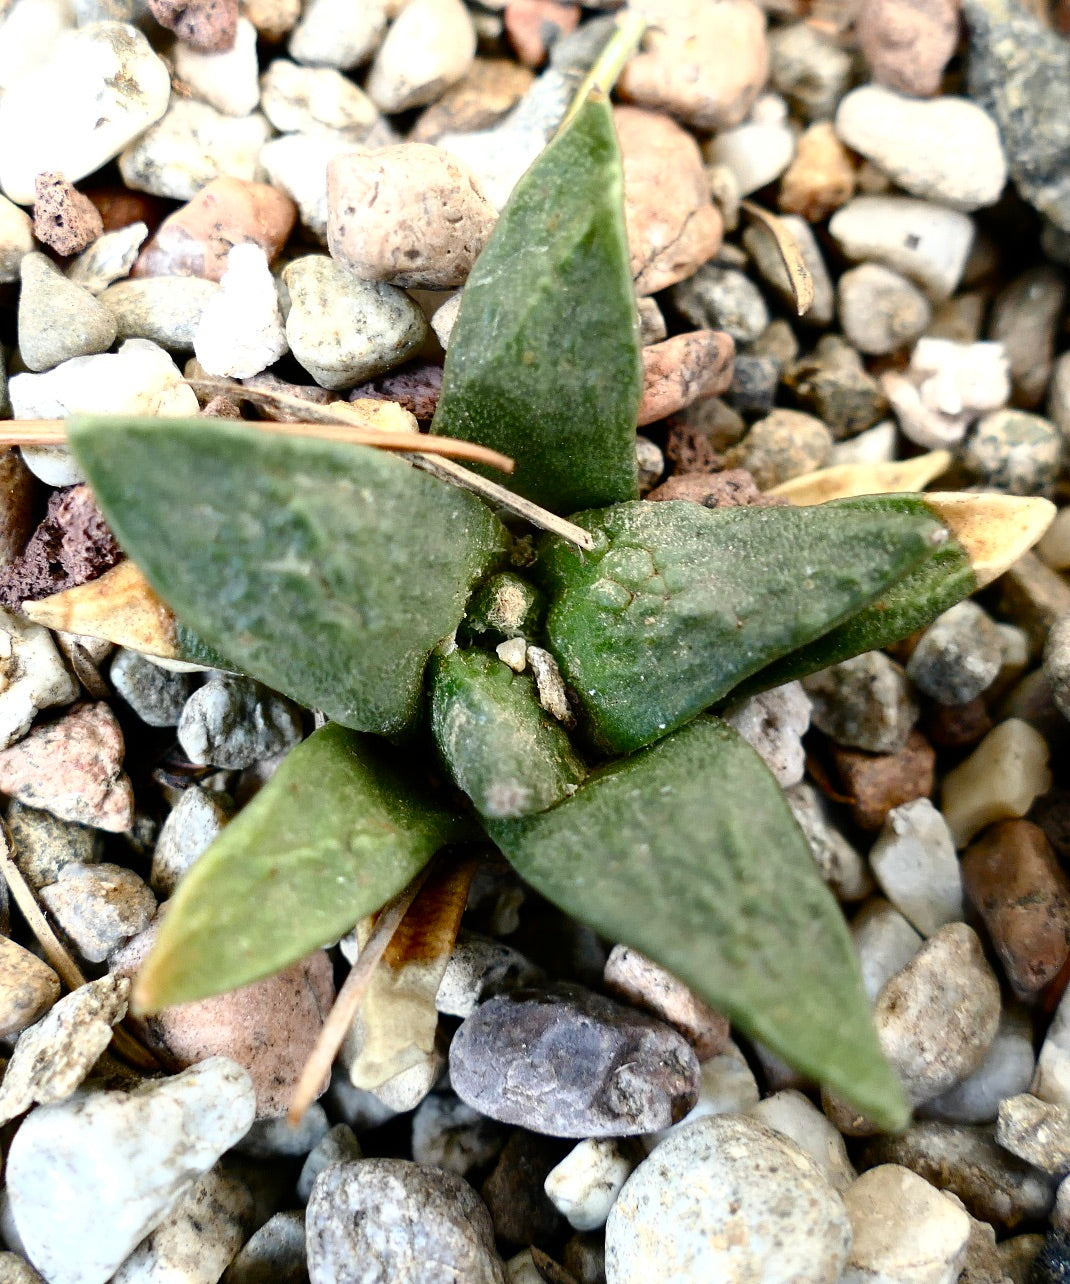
[100, 276, 220, 352]
[868, 798, 963, 937]
[671, 263, 768, 346]
[835, 86, 1006, 211]
[365, 0, 476, 114]
[964, 409, 1062, 495]
[922, 1005, 1035, 1125]
[0, 936, 60, 1039]
[449, 985, 699, 1138]
[288, 0, 386, 70]
[837, 263, 932, 356]
[306, 1159, 506, 1284]
[282, 254, 427, 389]
[605, 1115, 851, 1283]
[17, 253, 117, 372]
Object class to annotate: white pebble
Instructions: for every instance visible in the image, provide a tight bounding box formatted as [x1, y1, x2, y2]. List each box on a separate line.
[786, 782, 873, 902]
[544, 1139, 635, 1232]
[0, 608, 79, 751]
[830, 421, 898, 465]
[366, 0, 476, 114]
[851, 898, 923, 1002]
[868, 799, 963, 937]
[705, 119, 795, 198]
[66, 222, 148, 295]
[260, 58, 379, 138]
[835, 86, 1007, 212]
[194, 244, 288, 379]
[884, 337, 1010, 450]
[923, 1005, 1035, 1124]
[289, 0, 387, 70]
[750, 1090, 856, 1193]
[0, 0, 75, 95]
[173, 16, 261, 118]
[723, 682, 811, 788]
[940, 718, 1052, 848]
[6, 1058, 256, 1284]
[260, 130, 364, 243]
[837, 263, 932, 356]
[0, 193, 33, 285]
[1033, 981, 1070, 1109]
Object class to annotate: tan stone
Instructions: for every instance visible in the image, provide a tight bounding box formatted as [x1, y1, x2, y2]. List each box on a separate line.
[615, 106, 723, 297]
[0, 935, 60, 1038]
[618, 0, 769, 131]
[366, 0, 476, 114]
[778, 122, 857, 224]
[410, 58, 535, 143]
[241, 0, 300, 40]
[857, 0, 961, 98]
[132, 177, 296, 282]
[603, 945, 729, 1059]
[637, 331, 735, 426]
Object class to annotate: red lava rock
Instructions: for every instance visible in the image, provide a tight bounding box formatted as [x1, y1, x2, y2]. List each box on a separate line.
[113, 927, 336, 1119]
[638, 331, 735, 427]
[645, 468, 783, 509]
[962, 820, 1070, 998]
[924, 696, 993, 749]
[411, 58, 535, 143]
[857, 0, 962, 98]
[0, 703, 135, 833]
[504, 0, 580, 68]
[831, 728, 936, 831]
[133, 177, 297, 282]
[32, 173, 104, 257]
[0, 484, 122, 609]
[615, 106, 723, 297]
[349, 362, 443, 422]
[148, 0, 239, 51]
[86, 188, 169, 236]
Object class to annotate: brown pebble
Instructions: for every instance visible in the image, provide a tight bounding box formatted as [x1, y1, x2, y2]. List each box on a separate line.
[86, 187, 168, 236]
[924, 696, 993, 749]
[664, 399, 746, 473]
[0, 484, 122, 609]
[832, 728, 936, 831]
[148, 0, 238, 51]
[200, 394, 243, 419]
[778, 122, 857, 223]
[481, 1131, 569, 1250]
[133, 177, 296, 283]
[113, 925, 336, 1119]
[857, 0, 961, 98]
[411, 58, 535, 143]
[615, 106, 723, 297]
[603, 944, 729, 1059]
[241, 371, 334, 421]
[0, 450, 38, 568]
[638, 331, 735, 427]
[504, 0, 580, 68]
[349, 362, 442, 421]
[32, 173, 104, 257]
[0, 935, 60, 1039]
[962, 820, 1070, 998]
[646, 469, 783, 509]
[0, 703, 134, 833]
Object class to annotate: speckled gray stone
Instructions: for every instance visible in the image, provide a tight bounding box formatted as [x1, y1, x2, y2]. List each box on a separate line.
[964, 408, 1062, 495]
[150, 786, 235, 897]
[221, 1210, 307, 1284]
[297, 1124, 362, 1203]
[411, 1092, 508, 1177]
[723, 682, 812, 788]
[606, 1115, 851, 1284]
[282, 254, 427, 389]
[907, 600, 1004, 705]
[435, 931, 541, 1019]
[671, 264, 769, 346]
[6, 801, 101, 891]
[997, 1094, 1070, 1176]
[836, 263, 932, 356]
[785, 782, 872, 902]
[804, 651, 918, 754]
[99, 276, 220, 352]
[110, 649, 196, 728]
[306, 1159, 506, 1284]
[177, 675, 303, 770]
[17, 254, 116, 373]
[39, 862, 156, 963]
[449, 985, 700, 1138]
[724, 408, 832, 489]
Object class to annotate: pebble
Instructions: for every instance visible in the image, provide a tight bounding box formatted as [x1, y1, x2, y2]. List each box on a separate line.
[6, 1058, 256, 1284]
[749, 1090, 856, 1193]
[0, 195, 33, 285]
[366, 0, 476, 114]
[1051, 351, 1070, 441]
[544, 1139, 635, 1233]
[744, 214, 835, 327]
[995, 1094, 1070, 1177]
[0, 937, 59, 1041]
[449, 985, 699, 1138]
[0, 1253, 45, 1283]
[1040, 514, 1070, 576]
[989, 265, 1067, 408]
[173, 16, 260, 118]
[786, 782, 873, 902]
[259, 132, 361, 244]
[177, 675, 303, 770]
[671, 263, 768, 346]
[0, 609, 79, 750]
[479, 1128, 568, 1250]
[923, 1007, 1035, 1126]
[137, 181, 296, 287]
[40, 861, 155, 962]
[148, 0, 238, 51]
[411, 1092, 507, 1177]
[605, 1114, 851, 1284]
[645, 1040, 760, 1149]
[725, 409, 832, 490]
[411, 57, 535, 144]
[110, 649, 196, 730]
[964, 409, 1062, 495]
[834, 728, 937, 831]
[435, 930, 541, 1019]
[884, 337, 1010, 450]
[602, 945, 727, 1061]
[282, 254, 427, 389]
[869, 799, 963, 937]
[67, 221, 147, 295]
[783, 336, 887, 439]
[837, 263, 932, 356]
[858, 0, 960, 97]
[768, 22, 850, 121]
[635, 432, 664, 491]
[778, 122, 857, 224]
[0, 974, 128, 1124]
[964, 0, 1070, 233]
[908, 601, 1004, 707]
[221, 1209, 307, 1284]
[236, 1102, 329, 1158]
[288, 0, 386, 70]
[296, 1124, 362, 1203]
[841, 1164, 971, 1284]
[619, 0, 768, 131]
[150, 786, 233, 896]
[615, 105, 723, 297]
[0, 23, 171, 205]
[874, 921, 1001, 1106]
[831, 420, 898, 466]
[863, 1120, 1056, 1232]
[327, 145, 494, 289]
[193, 243, 288, 379]
[1047, 615, 1070, 721]
[119, 100, 272, 202]
[7, 802, 101, 891]
[962, 820, 1070, 997]
[0, 702, 135, 833]
[17, 253, 117, 373]
[803, 651, 918, 755]
[835, 87, 1006, 212]
[111, 1164, 253, 1284]
[828, 196, 975, 302]
[706, 113, 795, 199]
[260, 59, 379, 139]
[306, 1159, 506, 1284]
[32, 173, 102, 258]
[637, 330, 735, 426]
[941, 718, 1052, 848]
[100, 276, 220, 352]
[851, 898, 924, 1002]
[722, 682, 812, 789]
[0, 0, 73, 93]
